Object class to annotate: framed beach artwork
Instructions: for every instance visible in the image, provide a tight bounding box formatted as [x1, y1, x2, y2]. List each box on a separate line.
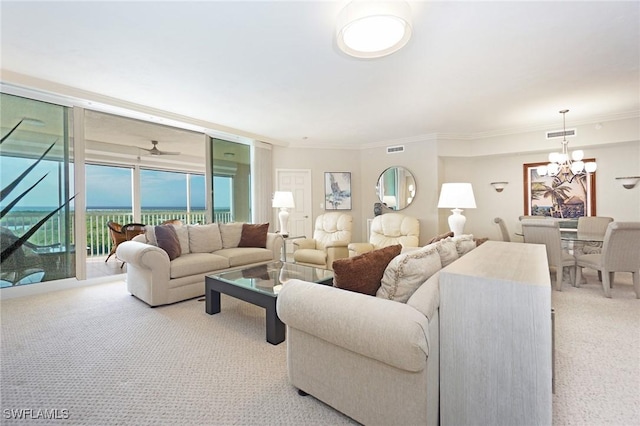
[523, 161, 596, 218]
[325, 172, 352, 210]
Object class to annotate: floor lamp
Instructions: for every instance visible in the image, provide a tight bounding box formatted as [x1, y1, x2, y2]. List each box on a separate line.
[272, 191, 295, 237]
[437, 183, 477, 236]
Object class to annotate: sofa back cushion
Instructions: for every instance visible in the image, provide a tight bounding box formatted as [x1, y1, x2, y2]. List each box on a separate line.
[144, 225, 158, 246]
[219, 222, 244, 248]
[377, 244, 442, 303]
[155, 225, 181, 260]
[188, 224, 223, 253]
[238, 223, 269, 248]
[172, 224, 190, 254]
[332, 244, 401, 296]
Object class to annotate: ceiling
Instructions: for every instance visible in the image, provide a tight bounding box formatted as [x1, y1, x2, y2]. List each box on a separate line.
[1, 1, 639, 150]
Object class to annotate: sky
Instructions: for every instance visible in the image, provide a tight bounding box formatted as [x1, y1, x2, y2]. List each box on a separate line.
[1, 159, 231, 210]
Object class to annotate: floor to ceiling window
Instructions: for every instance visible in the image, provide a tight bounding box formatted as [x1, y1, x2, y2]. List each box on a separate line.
[0, 93, 74, 287]
[211, 138, 251, 223]
[140, 169, 206, 224]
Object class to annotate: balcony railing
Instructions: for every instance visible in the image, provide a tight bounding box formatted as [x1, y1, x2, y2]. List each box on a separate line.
[1, 209, 234, 258]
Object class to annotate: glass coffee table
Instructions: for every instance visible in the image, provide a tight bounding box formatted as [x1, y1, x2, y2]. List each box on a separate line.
[205, 261, 333, 345]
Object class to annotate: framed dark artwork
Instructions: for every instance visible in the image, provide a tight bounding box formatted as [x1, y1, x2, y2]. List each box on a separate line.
[523, 161, 596, 218]
[325, 172, 352, 210]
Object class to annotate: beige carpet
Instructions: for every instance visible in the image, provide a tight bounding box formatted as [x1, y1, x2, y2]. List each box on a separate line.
[1, 269, 638, 425]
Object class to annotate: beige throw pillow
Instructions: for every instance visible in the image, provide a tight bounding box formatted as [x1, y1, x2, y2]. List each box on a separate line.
[377, 245, 442, 303]
[172, 224, 190, 254]
[144, 224, 157, 246]
[219, 222, 243, 248]
[437, 239, 459, 267]
[188, 224, 222, 253]
[452, 234, 476, 256]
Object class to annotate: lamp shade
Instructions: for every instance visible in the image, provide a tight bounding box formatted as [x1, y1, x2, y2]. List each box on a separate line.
[272, 191, 295, 209]
[437, 183, 477, 209]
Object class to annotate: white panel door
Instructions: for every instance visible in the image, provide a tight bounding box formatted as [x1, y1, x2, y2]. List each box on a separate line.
[275, 169, 312, 240]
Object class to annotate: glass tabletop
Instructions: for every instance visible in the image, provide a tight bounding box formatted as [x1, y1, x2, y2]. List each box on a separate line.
[211, 261, 333, 296]
[560, 231, 604, 243]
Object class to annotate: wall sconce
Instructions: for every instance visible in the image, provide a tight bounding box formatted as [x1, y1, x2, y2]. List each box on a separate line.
[490, 182, 509, 192]
[615, 176, 640, 189]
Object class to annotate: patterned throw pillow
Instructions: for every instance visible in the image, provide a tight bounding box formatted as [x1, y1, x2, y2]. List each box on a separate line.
[437, 239, 459, 267]
[154, 224, 181, 260]
[452, 234, 476, 256]
[332, 244, 402, 296]
[425, 231, 454, 245]
[238, 223, 269, 248]
[377, 245, 442, 303]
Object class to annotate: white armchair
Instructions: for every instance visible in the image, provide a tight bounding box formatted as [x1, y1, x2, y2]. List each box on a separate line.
[348, 213, 420, 257]
[293, 212, 352, 270]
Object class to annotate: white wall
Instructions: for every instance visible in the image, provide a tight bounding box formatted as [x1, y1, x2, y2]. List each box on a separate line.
[441, 140, 640, 242]
[272, 117, 640, 245]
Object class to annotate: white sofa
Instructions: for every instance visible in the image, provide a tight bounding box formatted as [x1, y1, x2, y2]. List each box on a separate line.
[276, 235, 478, 425]
[116, 222, 283, 307]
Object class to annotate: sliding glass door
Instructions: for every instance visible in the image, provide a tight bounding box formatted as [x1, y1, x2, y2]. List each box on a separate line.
[0, 93, 75, 286]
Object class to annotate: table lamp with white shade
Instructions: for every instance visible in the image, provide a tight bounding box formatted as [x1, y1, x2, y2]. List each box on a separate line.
[437, 183, 477, 236]
[272, 191, 295, 237]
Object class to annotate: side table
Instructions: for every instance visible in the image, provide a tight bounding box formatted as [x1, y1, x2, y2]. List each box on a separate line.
[279, 235, 306, 262]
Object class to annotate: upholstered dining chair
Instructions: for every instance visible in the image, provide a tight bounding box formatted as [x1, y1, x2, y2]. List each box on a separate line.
[493, 217, 510, 242]
[106, 221, 126, 262]
[574, 222, 640, 298]
[577, 216, 613, 254]
[521, 219, 575, 291]
[348, 213, 420, 257]
[293, 212, 352, 270]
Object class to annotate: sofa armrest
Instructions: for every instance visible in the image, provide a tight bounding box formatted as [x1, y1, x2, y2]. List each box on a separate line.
[348, 242, 375, 257]
[116, 240, 169, 269]
[292, 238, 316, 250]
[276, 279, 430, 372]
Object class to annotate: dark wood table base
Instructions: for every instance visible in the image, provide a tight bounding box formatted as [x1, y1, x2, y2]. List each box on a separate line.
[205, 275, 285, 345]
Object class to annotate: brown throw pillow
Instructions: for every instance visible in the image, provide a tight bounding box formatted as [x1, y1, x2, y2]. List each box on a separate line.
[238, 223, 269, 248]
[155, 224, 181, 260]
[426, 231, 454, 245]
[332, 244, 402, 296]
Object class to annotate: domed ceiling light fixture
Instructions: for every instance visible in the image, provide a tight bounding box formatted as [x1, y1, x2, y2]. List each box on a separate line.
[336, 1, 413, 59]
[537, 109, 597, 183]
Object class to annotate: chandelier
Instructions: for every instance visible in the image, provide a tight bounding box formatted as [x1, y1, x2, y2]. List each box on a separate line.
[537, 109, 597, 183]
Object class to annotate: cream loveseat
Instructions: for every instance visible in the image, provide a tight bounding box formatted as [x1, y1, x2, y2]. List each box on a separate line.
[276, 235, 478, 426]
[117, 222, 283, 307]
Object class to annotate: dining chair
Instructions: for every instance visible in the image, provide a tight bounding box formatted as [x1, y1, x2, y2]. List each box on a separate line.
[521, 219, 575, 291]
[493, 217, 510, 242]
[121, 223, 146, 241]
[577, 216, 613, 254]
[160, 219, 183, 226]
[106, 221, 126, 262]
[574, 222, 640, 298]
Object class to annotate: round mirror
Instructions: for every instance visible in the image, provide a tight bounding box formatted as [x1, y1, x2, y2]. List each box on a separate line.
[375, 166, 416, 211]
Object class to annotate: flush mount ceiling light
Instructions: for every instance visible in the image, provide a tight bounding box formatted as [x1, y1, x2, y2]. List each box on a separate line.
[336, 1, 413, 59]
